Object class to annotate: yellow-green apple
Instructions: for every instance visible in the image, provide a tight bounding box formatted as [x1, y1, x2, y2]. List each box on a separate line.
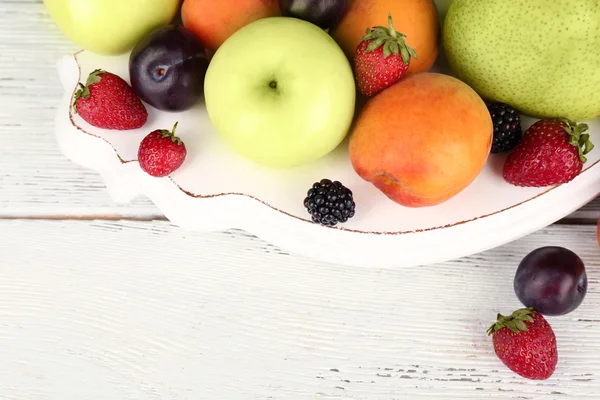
[204, 17, 356, 169]
[43, 0, 181, 55]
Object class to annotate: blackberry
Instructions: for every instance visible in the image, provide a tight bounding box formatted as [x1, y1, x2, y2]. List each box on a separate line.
[303, 179, 356, 226]
[488, 102, 523, 153]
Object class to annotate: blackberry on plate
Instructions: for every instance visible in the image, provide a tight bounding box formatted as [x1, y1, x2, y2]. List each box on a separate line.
[303, 179, 355, 226]
[488, 102, 523, 154]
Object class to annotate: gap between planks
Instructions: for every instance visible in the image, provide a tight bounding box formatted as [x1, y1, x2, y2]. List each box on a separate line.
[0, 214, 596, 225]
[0, 214, 168, 222]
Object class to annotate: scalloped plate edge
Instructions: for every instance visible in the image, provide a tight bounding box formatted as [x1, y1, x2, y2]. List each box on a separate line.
[53, 53, 600, 268]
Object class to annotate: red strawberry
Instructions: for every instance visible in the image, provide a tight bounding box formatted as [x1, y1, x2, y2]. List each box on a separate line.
[487, 308, 557, 380]
[503, 118, 594, 187]
[354, 13, 417, 97]
[73, 69, 147, 130]
[138, 122, 187, 177]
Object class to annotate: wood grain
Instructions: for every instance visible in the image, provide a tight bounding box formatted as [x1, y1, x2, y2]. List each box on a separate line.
[1, 2, 600, 398]
[0, 1, 158, 218]
[1, 219, 600, 399]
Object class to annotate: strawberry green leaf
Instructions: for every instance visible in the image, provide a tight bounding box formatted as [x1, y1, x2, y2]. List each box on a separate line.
[486, 307, 534, 336]
[72, 83, 90, 114]
[366, 37, 386, 52]
[86, 69, 106, 86]
[72, 70, 107, 113]
[383, 42, 391, 58]
[159, 122, 183, 145]
[561, 118, 594, 162]
[359, 13, 417, 61]
[400, 46, 410, 64]
[408, 47, 418, 59]
[515, 320, 528, 331]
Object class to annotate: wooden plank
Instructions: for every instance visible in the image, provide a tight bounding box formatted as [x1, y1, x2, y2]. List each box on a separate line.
[0, 219, 599, 398]
[567, 197, 600, 224]
[0, 2, 159, 218]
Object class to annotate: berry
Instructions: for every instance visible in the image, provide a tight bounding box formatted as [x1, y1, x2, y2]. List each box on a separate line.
[304, 179, 355, 226]
[73, 69, 148, 130]
[487, 308, 557, 380]
[514, 246, 587, 316]
[138, 122, 187, 177]
[503, 118, 594, 187]
[354, 13, 417, 97]
[488, 102, 523, 153]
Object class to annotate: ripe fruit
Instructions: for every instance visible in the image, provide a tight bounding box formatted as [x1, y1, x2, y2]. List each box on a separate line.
[488, 103, 522, 154]
[487, 308, 557, 380]
[129, 25, 210, 112]
[349, 72, 492, 207]
[503, 119, 594, 187]
[138, 122, 187, 177]
[304, 179, 356, 226]
[330, 0, 440, 75]
[204, 17, 355, 168]
[354, 13, 417, 97]
[444, 0, 600, 121]
[514, 246, 587, 316]
[43, 0, 181, 55]
[278, 0, 348, 30]
[73, 69, 148, 130]
[182, 0, 280, 52]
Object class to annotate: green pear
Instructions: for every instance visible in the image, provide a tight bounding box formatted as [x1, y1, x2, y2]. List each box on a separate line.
[443, 0, 600, 121]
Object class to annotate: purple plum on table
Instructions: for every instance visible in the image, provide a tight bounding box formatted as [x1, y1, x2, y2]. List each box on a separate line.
[514, 246, 587, 316]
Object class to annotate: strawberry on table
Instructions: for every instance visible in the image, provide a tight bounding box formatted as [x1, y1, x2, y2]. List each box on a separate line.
[138, 122, 187, 177]
[503, 118, 594, 187]
[487, 307, 557, 380]
[73, 69, 148, 130]
[354, 13, 417, 97]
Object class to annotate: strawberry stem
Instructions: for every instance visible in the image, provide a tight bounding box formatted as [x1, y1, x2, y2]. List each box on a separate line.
[360, 13, 417, 62]
[159, 122, 182, 145]
[560, 118, 594, 163]
[487, 307, 535, 336]
[86, 69, 106, 86]
[388, 13, 397, 39]
[72, 69, 107, 113]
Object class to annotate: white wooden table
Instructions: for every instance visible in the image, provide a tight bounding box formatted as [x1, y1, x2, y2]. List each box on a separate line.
[2, 2, 599, 399]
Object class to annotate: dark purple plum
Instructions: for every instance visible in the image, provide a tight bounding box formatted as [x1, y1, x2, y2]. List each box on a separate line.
[278, 0, 347, 30]
[129, 25, 209, 112]
[514, 246, 587, 316]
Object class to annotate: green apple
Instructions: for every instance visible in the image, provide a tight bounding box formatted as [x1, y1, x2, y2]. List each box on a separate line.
[204, 17, 356, 169]
[43, 0, 181, 55]
[444, 0, 600, 121]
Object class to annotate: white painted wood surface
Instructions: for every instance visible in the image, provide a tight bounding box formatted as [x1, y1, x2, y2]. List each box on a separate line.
[1, 1, 600, 398]
[1, 220, 600, 399]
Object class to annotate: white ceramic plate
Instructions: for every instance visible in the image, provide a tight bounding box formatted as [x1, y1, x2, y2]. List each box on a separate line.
[53, 49, 600, 268]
